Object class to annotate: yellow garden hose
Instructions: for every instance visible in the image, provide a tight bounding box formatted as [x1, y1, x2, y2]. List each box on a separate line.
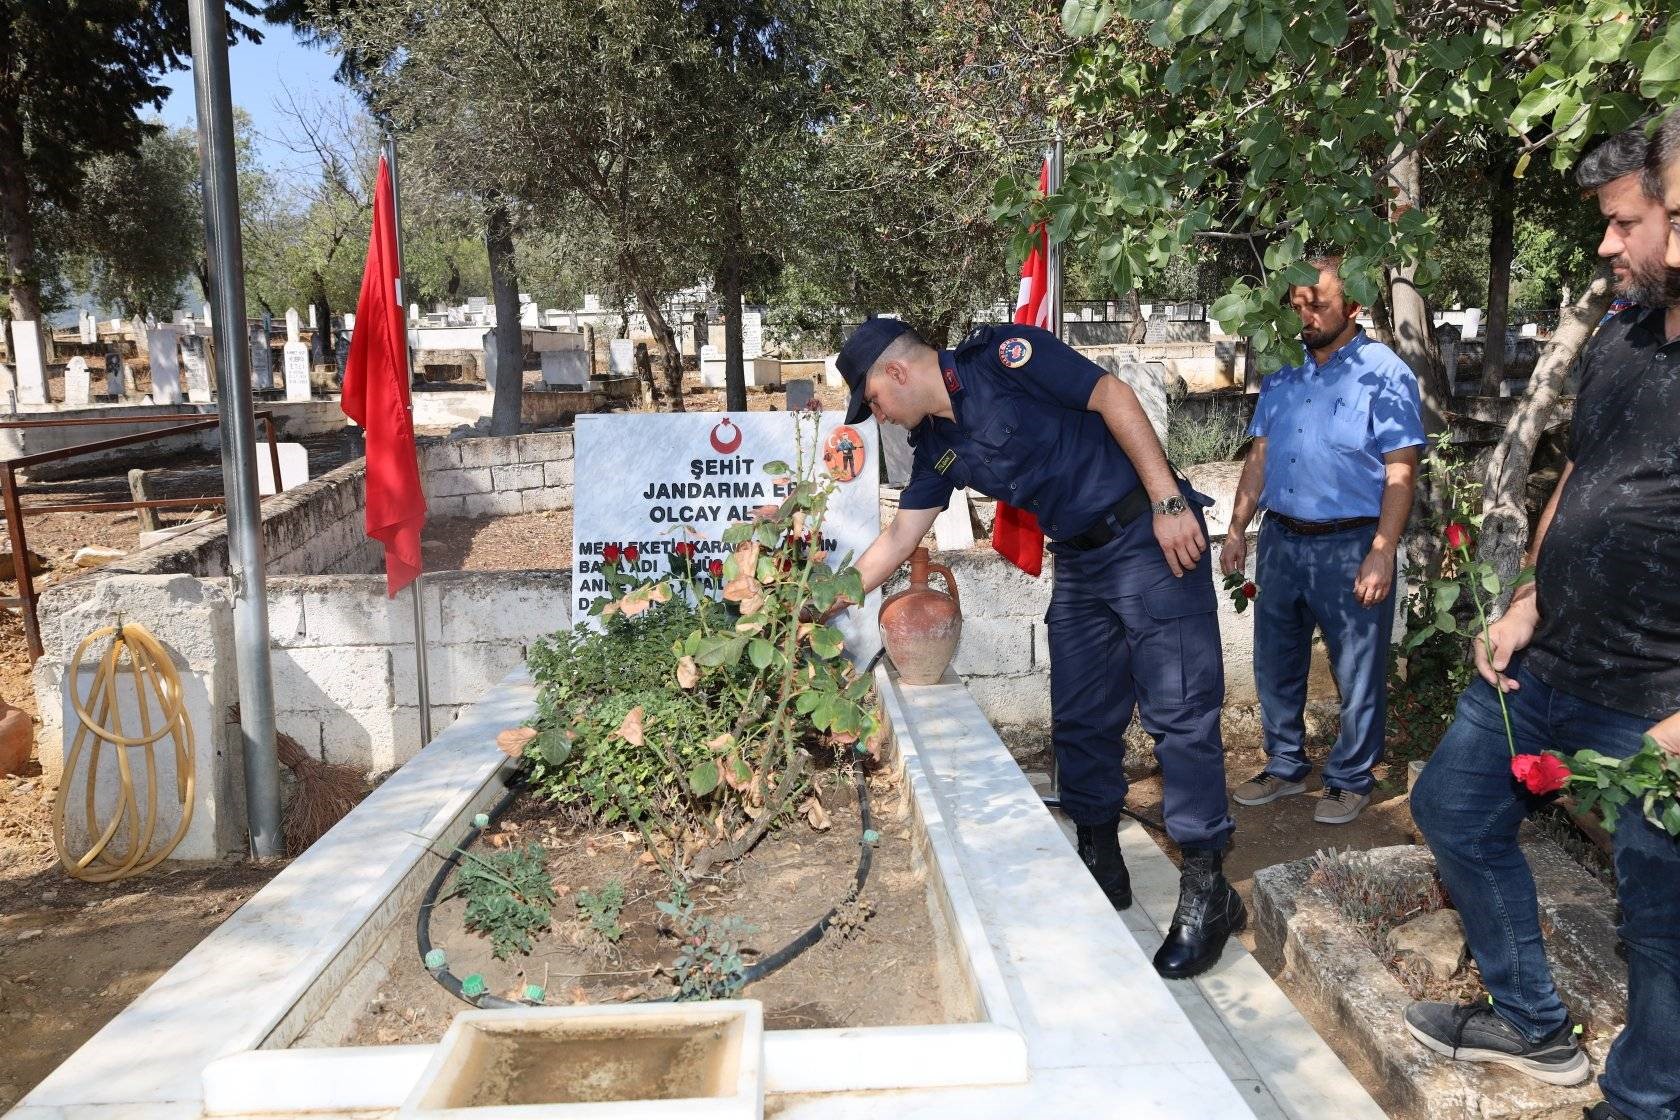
[53, 623, 195, 882]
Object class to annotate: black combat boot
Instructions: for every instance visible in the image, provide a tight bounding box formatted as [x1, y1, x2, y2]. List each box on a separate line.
[1075, 818, 1132, 911]
[1152, 847, 1245, 979]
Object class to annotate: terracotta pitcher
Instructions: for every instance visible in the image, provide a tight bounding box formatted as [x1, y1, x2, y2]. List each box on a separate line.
[878, 547, 962, 685]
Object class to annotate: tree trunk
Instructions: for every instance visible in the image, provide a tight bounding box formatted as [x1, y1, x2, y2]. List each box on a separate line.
[485, 201, 523, 437]
[1122, 289, 1147, 345]
[632, 283, 684, 411]
[720, 232, 746, 412]
[0, 94, 47, 363]
[1478, 267, 1613, 592]
[1480, 155, 1517, 395]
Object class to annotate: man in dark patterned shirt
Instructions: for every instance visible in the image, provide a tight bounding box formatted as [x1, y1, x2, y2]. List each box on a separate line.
[1405, 125, 1680, 1120]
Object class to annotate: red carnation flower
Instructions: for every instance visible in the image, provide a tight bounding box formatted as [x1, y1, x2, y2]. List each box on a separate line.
[709, 560, 724, 577]
[602, 544, 622, 564]
[1511, 753, 1570, 796]
[1241, 581, 1257, 599]
[624, 545, 640, 563]
[1445, 523, 1472, 551]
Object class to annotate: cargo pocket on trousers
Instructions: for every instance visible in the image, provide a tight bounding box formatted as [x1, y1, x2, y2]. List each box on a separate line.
[1140, 578, 1223, 709]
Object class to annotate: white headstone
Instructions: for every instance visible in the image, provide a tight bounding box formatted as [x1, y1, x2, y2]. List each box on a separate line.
[256, 442, 309, 495]
[520, 302, 540, 329]
[104, 350, 126, 397]
[0, 363, 13, 401]
[64, 356, 91, 406]
[1463, 308, 1483, 340]
[541, 348, 589, 388]
[249, 323, 274, 390]
[202, 303, 213, 328]
[343, 312, 356, 331]
[409, 302, 420, 325]
[583, 293, 602, 313]
[307, 305, 318, 330]
[180, 335, 213, 402]
[283, 341, 311, 402]
[572, 412, 882, 663]
[286, 307, 302, 344]
[1520, 322, 1539, 338]
[148, 326, 182, 404]
[79, 310, 97, 345]
[609, 338, 636, 375]
[823, 354, 842, 388]
[740, 311, 764, 359]
[9, 321, 47, 405]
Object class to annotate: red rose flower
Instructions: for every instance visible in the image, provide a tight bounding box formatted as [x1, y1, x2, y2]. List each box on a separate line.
[1241, 581, 1257, 599]
[709, 560, 724, 577]
[602, 544, 622, 564]
[1511, 753, 1570, 796]
[673, 541, 694, 559]
[624, 545, 640, 563]
[1445, 523, 1472, 551]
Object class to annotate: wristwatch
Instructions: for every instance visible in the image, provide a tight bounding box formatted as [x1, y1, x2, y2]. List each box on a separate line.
[1151, 494, 1189, 516]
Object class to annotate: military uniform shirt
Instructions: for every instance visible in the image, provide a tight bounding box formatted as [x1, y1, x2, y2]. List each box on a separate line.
[898, 325, 1141, 539]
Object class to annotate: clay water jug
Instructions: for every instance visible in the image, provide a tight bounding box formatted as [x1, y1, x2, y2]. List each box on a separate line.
[878, 547, 962, 685]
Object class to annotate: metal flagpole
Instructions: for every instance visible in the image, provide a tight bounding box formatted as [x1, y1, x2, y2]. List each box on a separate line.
[1041, 133, 1067, 811]
[383, 133, 433, 748]
[188, 0, 282, 857]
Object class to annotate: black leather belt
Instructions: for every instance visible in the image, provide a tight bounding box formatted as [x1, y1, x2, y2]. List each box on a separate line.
[1059, 488, 1154, 551]
[1269, 512, 1378, 536]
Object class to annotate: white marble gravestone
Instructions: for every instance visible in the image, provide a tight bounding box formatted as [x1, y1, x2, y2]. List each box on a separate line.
[64, 357, 91, 406]
[609, 338, 636, 375]
[256, 443, 309, 495]
[249, 323, 274, 390]
[148, 326, 182, 404]
[202, 303, 213, 328]
[79, 310, 97, 345]
[10, 321, 48, 405]
[308, 305, 318, 330]
[540, 349, 589, 388]
[740, 311, 764, 359]
[573, 412, 882, 663]
[0, 363, 13, 403]
[283, 341, 311, 402]
[180, 335, 213, 403]
[286, 307, 302, 344]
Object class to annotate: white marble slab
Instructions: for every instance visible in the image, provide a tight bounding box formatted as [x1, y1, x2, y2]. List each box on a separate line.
[148, 326, 182, 404]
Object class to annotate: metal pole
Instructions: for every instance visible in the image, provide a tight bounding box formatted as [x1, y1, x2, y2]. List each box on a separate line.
[189, 0, 282, 858]
[383, 134, 433, 747]
[1048, 136, 1065, 341]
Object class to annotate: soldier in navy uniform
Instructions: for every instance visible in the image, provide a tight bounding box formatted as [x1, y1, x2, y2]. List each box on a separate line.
[832, 317, 1240, 979]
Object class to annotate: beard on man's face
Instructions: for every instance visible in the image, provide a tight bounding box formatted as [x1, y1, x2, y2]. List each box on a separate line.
[1300, 314, 1349, 349]
[1614, 255, 1680, 307]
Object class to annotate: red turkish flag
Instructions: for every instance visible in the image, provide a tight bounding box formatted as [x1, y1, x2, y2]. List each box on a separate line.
[991, 159, 1050, 577]
[342, 154, 426, 597]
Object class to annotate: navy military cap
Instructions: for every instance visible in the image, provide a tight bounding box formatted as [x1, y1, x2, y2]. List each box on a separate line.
[837, 318, 914, 425]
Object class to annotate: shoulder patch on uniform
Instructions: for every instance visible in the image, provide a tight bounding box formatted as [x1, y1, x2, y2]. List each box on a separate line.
[997, 337, 1032, 368]
[941, 362, 961, 393]
[934, 449, 957, 474]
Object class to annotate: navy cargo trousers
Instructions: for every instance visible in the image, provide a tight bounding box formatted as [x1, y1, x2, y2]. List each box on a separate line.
[1046, 491, 1235, 850]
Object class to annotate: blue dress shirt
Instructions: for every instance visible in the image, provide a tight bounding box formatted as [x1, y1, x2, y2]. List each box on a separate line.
[899, 325, 1142, 540]
[1249, 331, 1425, 521]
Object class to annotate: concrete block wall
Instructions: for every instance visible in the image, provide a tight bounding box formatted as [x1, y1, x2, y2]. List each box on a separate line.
[33, 570, 573, 793]
[420, 431, 574, 518]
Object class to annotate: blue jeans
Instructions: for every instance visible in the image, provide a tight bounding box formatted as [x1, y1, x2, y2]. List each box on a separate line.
[1046, 489, 1234, 849]
[1254, 519, 1394, 794]
[1412, 662, 1680, 1120]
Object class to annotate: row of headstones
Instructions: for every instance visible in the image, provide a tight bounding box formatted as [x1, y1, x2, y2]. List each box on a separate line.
[5, 319, 315, 408]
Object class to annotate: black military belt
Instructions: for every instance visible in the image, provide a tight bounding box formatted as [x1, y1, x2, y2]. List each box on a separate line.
[1059, 488, 1154, 551]
[1269, 512, 1379, 536]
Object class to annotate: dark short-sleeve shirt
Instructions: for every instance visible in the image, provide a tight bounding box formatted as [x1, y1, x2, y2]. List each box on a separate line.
[1526, 305, 1680, 720]
[1248, 331, 1425, 520]
[898, 325, 1141, 540]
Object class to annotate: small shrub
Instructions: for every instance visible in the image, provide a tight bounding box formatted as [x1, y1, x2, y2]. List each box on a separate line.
[1307, 848, 1447, 956]
[1166, 397, 1249, 466]
[657, 898, 757, 1001]
[575, 880, 627, 944]
[454, 842, 558, 959]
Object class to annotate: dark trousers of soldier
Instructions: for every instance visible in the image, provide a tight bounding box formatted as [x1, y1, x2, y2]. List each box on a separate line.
[1046, 495, 1235, 850]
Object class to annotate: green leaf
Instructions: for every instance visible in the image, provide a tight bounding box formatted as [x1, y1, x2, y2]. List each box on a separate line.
[1243, 12, 1283, 61]
[1641, 24, 1680, 94]
[1434, 611, 1458, 634]
[536, 728, 572, 766]
[1433, 583, 1460, 612]
[1060, 0, 1114, 38]
[809, 625, 845, 659]
[748, 638, 775, 670]
[687, 761, 720, 796]
[1306, 0, 1346, 45]
[1482, 570, 1501, 596]
[1662, 800, 1680, 837]
[1281, 260, 1320, 286]
[1368, 0, 1394, 29]
[695, 635, 747, 668]
[1405, 624, 1437, 651]
[762, 460, 790, 475]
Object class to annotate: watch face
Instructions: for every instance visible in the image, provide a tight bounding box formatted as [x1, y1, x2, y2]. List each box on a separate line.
[1159, 496, 1188, 514]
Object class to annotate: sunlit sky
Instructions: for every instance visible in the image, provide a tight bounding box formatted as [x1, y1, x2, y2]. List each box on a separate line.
[157, 25, 348, 159]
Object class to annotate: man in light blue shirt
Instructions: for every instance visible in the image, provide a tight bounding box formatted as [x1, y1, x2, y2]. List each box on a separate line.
[1221, 256, 1425, 824]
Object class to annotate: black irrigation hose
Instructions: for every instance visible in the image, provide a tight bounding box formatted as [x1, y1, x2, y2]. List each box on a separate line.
[1120, 805, 1171, 836]
[417, 771, 875, 1009]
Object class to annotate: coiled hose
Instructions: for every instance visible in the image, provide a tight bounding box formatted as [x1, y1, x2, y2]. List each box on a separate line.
[418, 775, 875, 1008]
[53, 623, 196, 882]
